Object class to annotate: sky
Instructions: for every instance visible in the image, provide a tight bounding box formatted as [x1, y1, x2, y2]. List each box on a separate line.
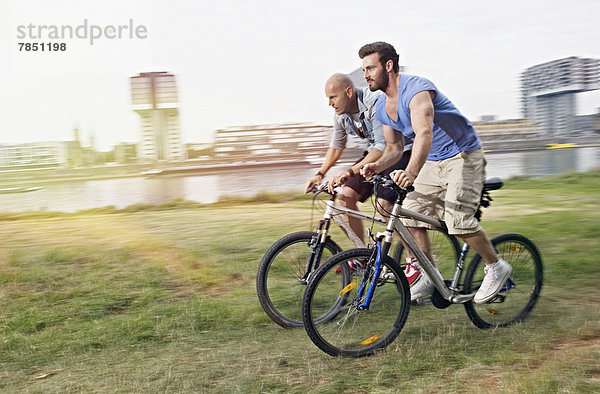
[2, 0, 599, 151]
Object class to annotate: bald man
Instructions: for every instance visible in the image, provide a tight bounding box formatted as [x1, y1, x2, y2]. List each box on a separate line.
[305, 73, 412, 244]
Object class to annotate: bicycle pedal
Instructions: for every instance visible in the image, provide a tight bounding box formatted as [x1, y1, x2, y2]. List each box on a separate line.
[486, 294, 506, 304]
[410, 296, 433, 306]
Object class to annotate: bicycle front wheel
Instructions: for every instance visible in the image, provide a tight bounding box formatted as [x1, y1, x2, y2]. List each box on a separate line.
[463, 233, 543, 329]
[393, 228, 461, 280]
[302, 248, 410, 357]
[256, 231, 343, 328]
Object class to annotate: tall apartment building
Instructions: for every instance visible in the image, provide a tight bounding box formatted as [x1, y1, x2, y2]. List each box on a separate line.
[130, 72, 186, 162]
[521, 57, 600, 136]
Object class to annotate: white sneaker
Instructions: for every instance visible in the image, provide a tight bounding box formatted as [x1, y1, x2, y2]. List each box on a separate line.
[410, 263, 440, 304]
[474, 258, 512, 304]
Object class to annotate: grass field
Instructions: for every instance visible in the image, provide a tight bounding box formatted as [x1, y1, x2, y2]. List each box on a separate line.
[1, 170, 599, 392]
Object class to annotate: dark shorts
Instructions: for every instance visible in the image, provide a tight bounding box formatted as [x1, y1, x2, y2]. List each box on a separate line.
[345, 150, 412, 203]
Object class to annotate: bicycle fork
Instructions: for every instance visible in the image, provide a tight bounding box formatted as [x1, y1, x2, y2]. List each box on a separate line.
[349, 202, 403, 310]
[300, 218, 331, 284]
[355, 242, 385, 310]
[300, 198, 337, 284]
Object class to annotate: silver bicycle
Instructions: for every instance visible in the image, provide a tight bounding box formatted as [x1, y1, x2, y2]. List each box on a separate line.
[302, 175, 544, 357]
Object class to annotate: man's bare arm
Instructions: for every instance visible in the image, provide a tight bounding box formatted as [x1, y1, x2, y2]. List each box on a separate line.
[329, 147, 384, 192]
[305, 147, 343, 193]
[360, 125, 404, 177]
[354, 148, 383, 173]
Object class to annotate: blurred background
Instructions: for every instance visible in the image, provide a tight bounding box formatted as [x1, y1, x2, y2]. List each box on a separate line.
[1, 0, 599, 213]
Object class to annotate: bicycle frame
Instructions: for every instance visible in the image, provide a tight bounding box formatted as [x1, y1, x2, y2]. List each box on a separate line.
[320, 195, 386, 249]
[312, 184, 473, 305]
[380, 201, 475, 304]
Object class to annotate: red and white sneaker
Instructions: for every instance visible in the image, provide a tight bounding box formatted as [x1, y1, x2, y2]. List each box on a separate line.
[335, 259, 366, 274]
[348, 259, 365, 271]
[404, 257, 422, 285]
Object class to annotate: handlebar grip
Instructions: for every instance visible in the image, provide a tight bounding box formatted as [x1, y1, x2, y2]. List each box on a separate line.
[307, 182, 331, 194]
[368, 174, 414, 194]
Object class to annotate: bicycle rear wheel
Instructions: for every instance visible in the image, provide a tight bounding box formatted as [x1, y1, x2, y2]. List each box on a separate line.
[302, 248, 410, 357]
[393, 228, 461, 281]
[463, 233, 543, 329]
[256, 231, 343, 328]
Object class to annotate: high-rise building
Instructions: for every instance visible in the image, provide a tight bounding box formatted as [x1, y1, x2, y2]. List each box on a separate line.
[130, 72, 186, 162]
[521, 57, 600, 136]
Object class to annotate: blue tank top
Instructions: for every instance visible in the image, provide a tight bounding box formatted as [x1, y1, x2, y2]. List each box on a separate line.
[375, 75, 481, 161]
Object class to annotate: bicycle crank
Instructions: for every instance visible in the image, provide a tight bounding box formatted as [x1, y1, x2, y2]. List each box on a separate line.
[431, 280, 453, 309]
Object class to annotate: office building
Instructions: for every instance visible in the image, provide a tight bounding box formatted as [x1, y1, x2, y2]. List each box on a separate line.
[472, 119, 544, 150]
[114, 142, 138, 164]
[130, 72, 186, 162]
[0, 142, 68, 170]
[521, 57, 600, 136]
[213, 123, 331, 162]
[212, 122, 368, 164]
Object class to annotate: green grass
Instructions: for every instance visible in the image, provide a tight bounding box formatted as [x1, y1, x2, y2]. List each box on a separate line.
[1, 170, 599, 392]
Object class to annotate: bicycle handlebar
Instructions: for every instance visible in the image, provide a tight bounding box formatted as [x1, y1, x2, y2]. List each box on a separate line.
[366, 174, 415, 196]
[307, 175, 414, 199]
[307, 181, 335, 196]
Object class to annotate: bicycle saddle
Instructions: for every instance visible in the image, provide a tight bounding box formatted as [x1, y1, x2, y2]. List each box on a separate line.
[483, 177, 503, 192]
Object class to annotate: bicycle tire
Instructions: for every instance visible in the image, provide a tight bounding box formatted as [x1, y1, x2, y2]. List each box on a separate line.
[463, 233, 543, 329]
[302, 248, 410, 357]
[393, 229, 461, 281]
[256, 231, 343, 328]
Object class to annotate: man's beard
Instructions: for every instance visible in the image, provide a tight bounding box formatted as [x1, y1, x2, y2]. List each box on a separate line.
[369, 73, 389, 92]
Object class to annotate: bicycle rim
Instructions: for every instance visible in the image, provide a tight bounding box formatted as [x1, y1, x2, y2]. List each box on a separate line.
[464, 233, 543, 328]
[303, 249, 410, 357]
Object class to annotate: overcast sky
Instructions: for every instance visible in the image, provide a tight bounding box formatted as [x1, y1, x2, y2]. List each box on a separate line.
[2, 0, 599, 151]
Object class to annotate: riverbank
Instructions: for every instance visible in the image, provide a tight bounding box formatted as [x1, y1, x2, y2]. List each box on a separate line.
[1, 142, 599, 188]
[1, 172, 599, 392]
[482, 137, 600, 154]
[1, 147, 599, 213]
[0, 159, 316, 188]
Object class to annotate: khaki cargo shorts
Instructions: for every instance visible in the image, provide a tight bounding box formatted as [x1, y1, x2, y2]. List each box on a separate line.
[401, 148, 486, 235]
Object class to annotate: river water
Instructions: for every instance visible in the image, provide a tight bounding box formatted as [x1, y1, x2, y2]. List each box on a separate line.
[1, 147, 598, 213]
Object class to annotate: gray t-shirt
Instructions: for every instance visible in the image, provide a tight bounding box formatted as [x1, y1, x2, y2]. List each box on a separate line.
[329, 87, 386, 152]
